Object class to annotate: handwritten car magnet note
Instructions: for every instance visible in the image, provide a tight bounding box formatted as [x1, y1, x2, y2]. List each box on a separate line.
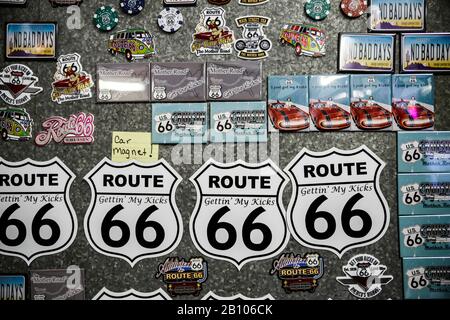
[112, 132, 159, 163]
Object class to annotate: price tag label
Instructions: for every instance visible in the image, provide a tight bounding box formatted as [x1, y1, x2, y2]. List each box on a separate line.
[285, 146, 390, 257]
[189, 159, 289, 269]
[84, 158, 183, 267]
[0, 157, 77, 265]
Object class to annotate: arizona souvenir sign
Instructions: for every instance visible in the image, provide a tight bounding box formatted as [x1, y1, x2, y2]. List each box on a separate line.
[285, 146, 390, 257]
[191, 7, 234, 56]
[0, 157, 77, 265]
[155, 257, 207, 297]
[34, 112, 94, 146]
[83, 158, 183, 267]
[270, 252, 324, 293]
[51, 53, 93, 104]
[0, 107, 33, 141]
[202, 292, 275, 300]
[0, 64, 42, 105]
[336, 254, 393, 299]
[235, 16, 272, 60]
[190, 159, 289, 270]
[93, 288, 171, 300]
[238, 0, 269, 4]
[5, 22, 57, 60]
[401, 33, 450, 74]
[368, 0, 426, 32]
[0, 275, 26, 300]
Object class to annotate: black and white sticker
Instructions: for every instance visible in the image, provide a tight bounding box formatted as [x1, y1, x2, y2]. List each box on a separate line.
[285, 146, 390, 257]
[189, 159, 289, 270]
[92, 287, 171, 300]
[0, 157, 77, 265]
[201, 291, 274, 300]
[84, 158, 183, 267]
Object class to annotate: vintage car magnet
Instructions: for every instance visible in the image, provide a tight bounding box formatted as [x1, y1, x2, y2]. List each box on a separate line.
[270, 253, 324, 293]
[108, 29, 156, 62]
[403, 257, 450, 299]
[83, 158, 183, 266]
[30, 266, 85, 300]
[190, 7, 235, 56]
[0, 64, 43, 105]
[97, 63, 150, 102]
[279, 23, 326, 57]
[49, 0, 82, 6]
[338, 33, 395, 73]
[206, 60, 262, 101]
[210, 101, 267, 143]
[152, 103, 208, 144]
[0, 107, 33, 141]
[189, 159, 289, 269]
[392, 74, 434, 131]
[398, 173, 450, 216]
[369, 0, 426, 32]
[0, 275, 26, 300]
[399, 215, 450, 258]
[285, 146, 390, 257]
[93, 288, 171, 300]
[238, 0, 269, 4]
[51, 53, 93, 104]
[268, 75, 310, 132]
[336, 254, 393, 298]
[202, 292, 274, 300]
[235, 16, 272, 60]
[397, 131, 450, 173]
[0, 157, 77, 265]
[163, 0, 196, 6]
[308, 75, 351, 131]
[5, 22, 57, 60]
[401, 33, 450, 74]
[34, 112, 94, 147]
[151, 62, 206, 102]
[155, 257, 207, 297]
[350, 75, 393, 131]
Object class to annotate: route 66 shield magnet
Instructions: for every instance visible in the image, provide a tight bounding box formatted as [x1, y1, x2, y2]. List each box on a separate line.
[234, 16, 272, 60]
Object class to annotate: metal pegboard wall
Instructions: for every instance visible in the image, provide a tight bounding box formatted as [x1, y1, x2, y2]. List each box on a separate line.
[0, 0, 449, 300]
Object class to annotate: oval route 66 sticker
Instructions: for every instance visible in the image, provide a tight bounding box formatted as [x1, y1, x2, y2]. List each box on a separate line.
[285, 146, 390, 257]
[0, 157, 77, 265]
[84, 158, 183, 267]
[190, 159, 289, 270]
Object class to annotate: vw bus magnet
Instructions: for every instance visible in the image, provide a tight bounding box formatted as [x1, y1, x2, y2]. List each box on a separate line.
[235, 16, 272, 60]
[97, 63, 150, 102]
[34, 112, 94, 146]
[279, 23, 326, 57]
[0, 64, 43, 105]
[155, 257, 207, 297]
[0, 107, 33, 141]
[369, 0, 426, 32]
[401, 33, 450, 74]
[51, 53, 93, 104]
[338, 33, 395, 73]
[108, 29, 156, 62]
[191, 7, 234, 56]
[239, 0, 269, 4]
[5, 22, 57, 60]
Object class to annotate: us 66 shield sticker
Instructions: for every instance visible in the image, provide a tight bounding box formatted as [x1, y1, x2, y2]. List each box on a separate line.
[285, 146, 390, 257]
[83, 158, 183, 267]
[0, 157, 77, 265]
[189, 159, 289, 270]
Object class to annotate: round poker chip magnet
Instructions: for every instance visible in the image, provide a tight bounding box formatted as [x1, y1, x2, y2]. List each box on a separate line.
[157, 7, 184, 34]
[305, 0, 331, 21]
[93, 6, 119, 32]
[120, 0, 145, 16]
[340, 0, 367, 18]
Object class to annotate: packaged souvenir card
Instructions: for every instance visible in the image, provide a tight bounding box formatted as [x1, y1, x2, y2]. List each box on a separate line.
[267, 75, 309, 132]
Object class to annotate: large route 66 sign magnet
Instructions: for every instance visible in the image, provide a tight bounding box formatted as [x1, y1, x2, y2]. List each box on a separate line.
[190, 159, 289, 270]
[0, 157, 77, 265]
[285, 146, 390, 257]
[84, 158, 183, 267]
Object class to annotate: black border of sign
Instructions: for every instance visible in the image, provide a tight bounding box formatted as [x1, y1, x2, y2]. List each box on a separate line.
[367, 0, 427, 33]
[337, 32, 396, 74]
[4, 22, 58, 61]
[163, 0, 197, 6]
[400, 33, 450, 74]
[0, 0, 27, 7]
[0, 274, 28, 301]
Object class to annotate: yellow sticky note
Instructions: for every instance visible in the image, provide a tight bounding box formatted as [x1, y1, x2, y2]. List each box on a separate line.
[112, 132, 159, 163]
